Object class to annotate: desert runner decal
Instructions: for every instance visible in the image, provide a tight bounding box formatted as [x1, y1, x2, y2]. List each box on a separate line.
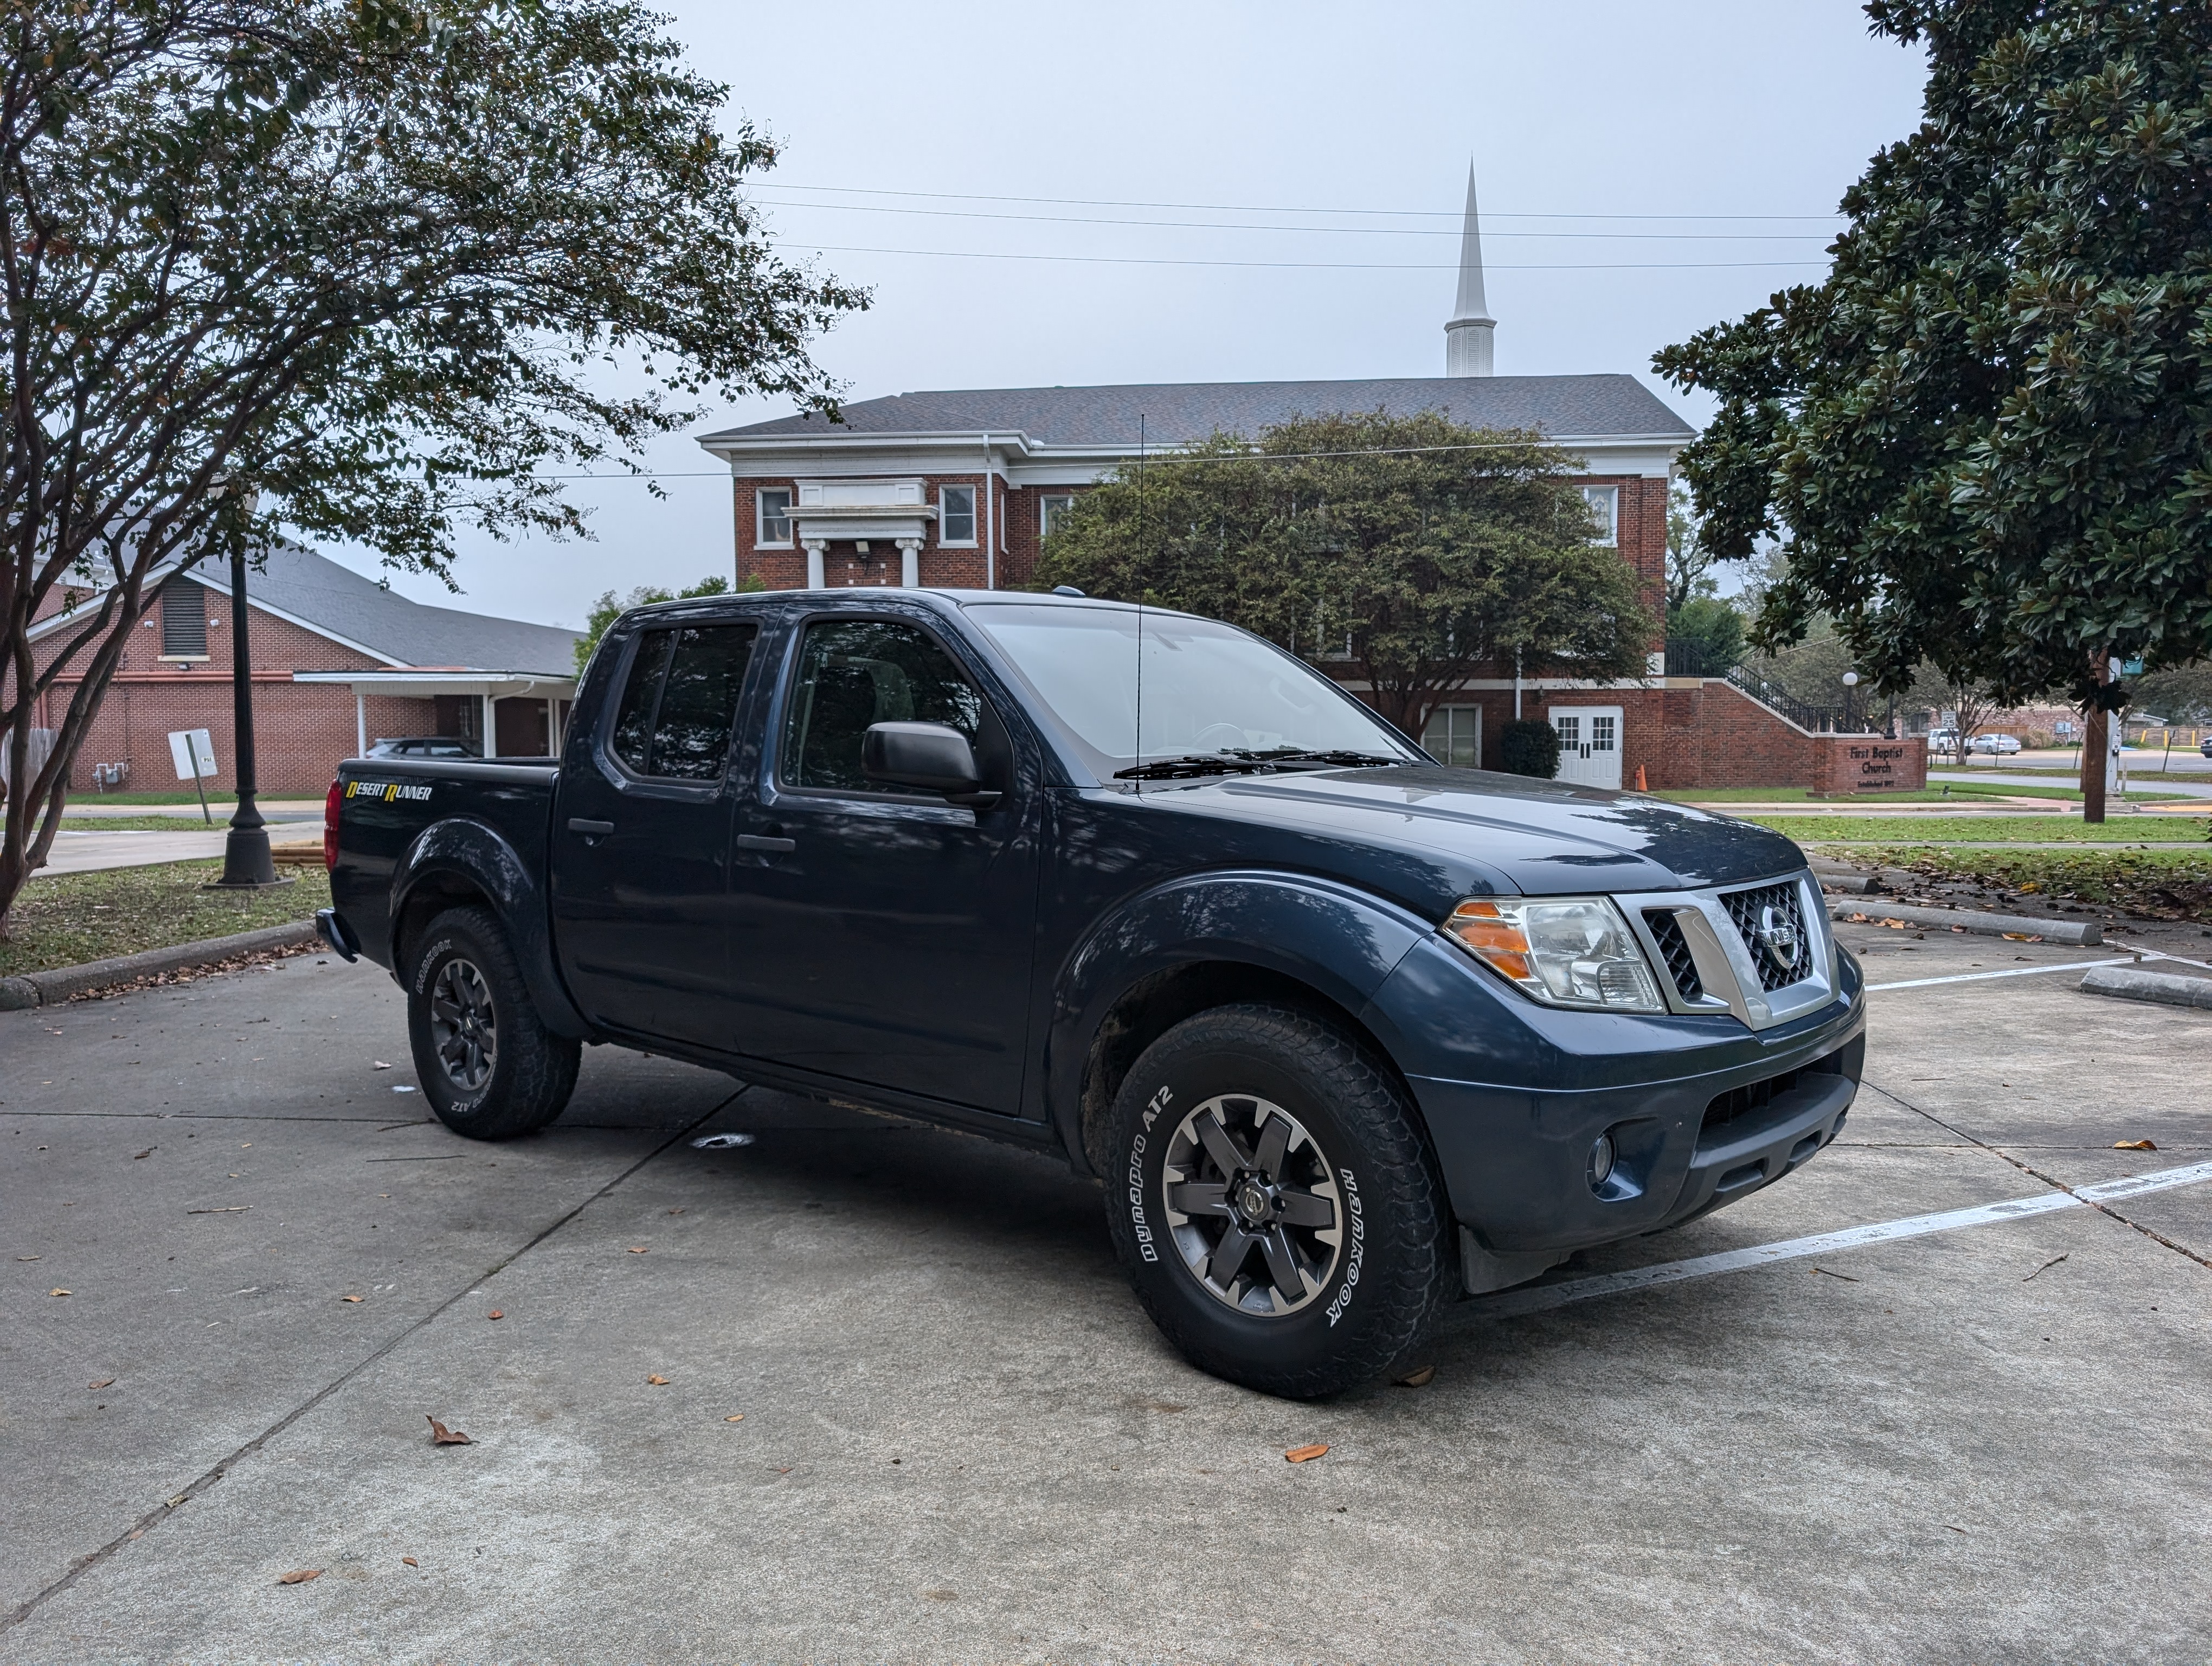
[346, 780, 433, 803]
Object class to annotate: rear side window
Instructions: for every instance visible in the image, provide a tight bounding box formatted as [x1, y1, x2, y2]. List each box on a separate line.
[607, 624, 756, 781]
[782, 619, 982, 793]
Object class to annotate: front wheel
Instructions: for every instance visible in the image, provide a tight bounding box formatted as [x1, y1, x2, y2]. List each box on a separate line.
[406, 906, 579, 1139]
[1103, 1003, 1452, 1398]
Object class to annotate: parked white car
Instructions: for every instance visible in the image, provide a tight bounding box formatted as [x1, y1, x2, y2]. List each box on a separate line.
[1967, 733, 2023, 754]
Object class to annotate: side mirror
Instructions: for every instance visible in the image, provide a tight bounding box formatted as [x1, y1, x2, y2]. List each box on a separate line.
[863, 722, 1000, 807]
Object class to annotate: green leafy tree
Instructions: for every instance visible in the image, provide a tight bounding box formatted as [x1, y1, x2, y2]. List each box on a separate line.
[1655, 0, 2212, 818]
[574, 575, 730, 674]
[1035, 412, 1654, 739]
[0, 0, 863, 930]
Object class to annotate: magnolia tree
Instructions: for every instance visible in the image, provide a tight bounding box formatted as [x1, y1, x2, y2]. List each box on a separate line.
[0, 0, 863, 930]
[1034, 412, 1654, 742]
[1656, 0, 2212, 820]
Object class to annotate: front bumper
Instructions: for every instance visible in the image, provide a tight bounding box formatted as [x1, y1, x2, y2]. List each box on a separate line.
[1362, 927, 1867, 1259]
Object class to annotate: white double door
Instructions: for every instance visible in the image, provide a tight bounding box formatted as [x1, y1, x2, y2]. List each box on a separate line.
[1550, 704, 1623, 789]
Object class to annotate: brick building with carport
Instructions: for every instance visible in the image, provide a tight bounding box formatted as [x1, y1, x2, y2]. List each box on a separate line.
[694, 172, 1920, 796]
[27, 542, 582, 797]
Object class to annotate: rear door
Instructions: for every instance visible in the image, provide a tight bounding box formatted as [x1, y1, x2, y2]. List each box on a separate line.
[551, 618, 758, 1048]
[722, 610, 1040, 1116]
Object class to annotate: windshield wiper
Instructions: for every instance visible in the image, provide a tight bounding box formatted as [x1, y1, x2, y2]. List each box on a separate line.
[1112, 749, 1410, 781]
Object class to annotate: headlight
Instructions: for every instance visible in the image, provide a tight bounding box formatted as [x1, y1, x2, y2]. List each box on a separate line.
[1443, 895, 1665, 1013]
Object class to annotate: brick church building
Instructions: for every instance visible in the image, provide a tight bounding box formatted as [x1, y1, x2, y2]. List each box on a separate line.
[27, 542, 581, 797]
[698, 170, 1921, 795]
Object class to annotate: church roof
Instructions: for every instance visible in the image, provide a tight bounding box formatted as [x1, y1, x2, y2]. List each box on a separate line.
[700, 373, 1693, 451]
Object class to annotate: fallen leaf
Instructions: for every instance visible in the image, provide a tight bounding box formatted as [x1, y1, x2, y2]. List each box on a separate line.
[134, 1149, 154, 1159]
[2024, 1253, 2069, 1282]
[923, 1588, 957, 1601]
[1946, 1524, 1967, 1535]
[2114, 1139, 2157, 1151]
[646, 1374, 670, 1386]
[627, 1246, 649, 1254]
[486, 1310, 503, 1321]
[667, 1207, 686, 1215]
[164, 1493, 189, 1508]
[16, 1255, 38, 1261]
[49, 1289, 70, 1298]
[724, 1414, 745, 1422]
[89, 1377, 115, 1389]
[1394, 1366, 1437, 1388]
[401, 1556, 418, 1567]
[339, 1295, 363, 1303]
[1811, 1266, 1860, 1282]
[186, 1206, 250, 1214]
[1999, 933, 2043, 943]
[276, 1568, 323, 1585]
[1284, 1443, 1328, 1463]
[426, 1415, 472, 1445]
[372, 1061, 392, 1071]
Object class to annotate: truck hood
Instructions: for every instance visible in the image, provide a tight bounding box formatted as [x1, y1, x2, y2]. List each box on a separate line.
[1162, 765, 1805, 896]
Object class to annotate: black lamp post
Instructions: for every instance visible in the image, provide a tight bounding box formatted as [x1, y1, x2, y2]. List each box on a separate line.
[206, 492, 291, 892]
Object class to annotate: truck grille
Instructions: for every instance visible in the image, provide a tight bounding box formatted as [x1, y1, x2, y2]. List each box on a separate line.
[1642, 909, 1702, 1001]
[1721, 881, 1811, 993]
[1702, 1065, 1805, 1136]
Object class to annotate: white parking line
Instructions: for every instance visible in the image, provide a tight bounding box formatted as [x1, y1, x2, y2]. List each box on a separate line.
[1868, 956, 2136, 991]
[1466, 1160, 2212, 1321]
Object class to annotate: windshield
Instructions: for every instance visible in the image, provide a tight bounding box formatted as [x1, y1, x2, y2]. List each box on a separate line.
[963, 602, 1419, 777]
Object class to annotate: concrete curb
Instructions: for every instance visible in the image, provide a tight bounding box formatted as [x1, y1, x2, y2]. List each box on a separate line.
[2079, 964, 2212, 1011]
[0, 920, 321, 1010]
[1827, 899, 2102, 945]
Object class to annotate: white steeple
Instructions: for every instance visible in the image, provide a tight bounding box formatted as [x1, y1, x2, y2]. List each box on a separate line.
[1443, 163, 1495, 377]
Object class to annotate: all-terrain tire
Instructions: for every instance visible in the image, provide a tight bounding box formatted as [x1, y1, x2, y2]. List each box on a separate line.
[406, 906, 580, 1140]
[1103, 1002, 1453, 1398]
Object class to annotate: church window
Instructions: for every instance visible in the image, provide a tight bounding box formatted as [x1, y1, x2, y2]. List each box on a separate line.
[1580, 485, 1618, 546]
[1040, 494, 1076, 539]
[756, 488, 793, 547]
[940, 485, 977, 545]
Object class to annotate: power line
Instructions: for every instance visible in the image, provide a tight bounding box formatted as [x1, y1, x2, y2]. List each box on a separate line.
[751, 181, 1847, 224]
[755, 195, 1836, 242]
[781, 241, 1826, 273]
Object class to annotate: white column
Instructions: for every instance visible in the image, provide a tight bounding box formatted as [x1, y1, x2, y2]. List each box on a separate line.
[481, 693, 493, 758]
[897, 539, 921, 588]
[355, 691, 366, 757]
[802, 539, 826, 589]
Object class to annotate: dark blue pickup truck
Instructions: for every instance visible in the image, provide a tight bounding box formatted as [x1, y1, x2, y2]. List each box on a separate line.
[320, 588, 1863, 1396]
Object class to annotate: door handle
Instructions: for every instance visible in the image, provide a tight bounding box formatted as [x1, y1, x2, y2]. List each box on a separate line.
[567, 818, 615, 837]
[734, 834, 795, 853]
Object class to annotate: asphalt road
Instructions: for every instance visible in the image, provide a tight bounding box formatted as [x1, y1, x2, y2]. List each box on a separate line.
[3, 927, 2207, 1663]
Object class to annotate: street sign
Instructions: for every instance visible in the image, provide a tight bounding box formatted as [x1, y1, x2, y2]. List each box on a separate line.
[169, 728, 217, 824]
[168, 728, 216, 780]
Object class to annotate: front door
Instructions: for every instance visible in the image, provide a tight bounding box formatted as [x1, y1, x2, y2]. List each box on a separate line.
[1550, 704, 1623, 789]
[724, 612, 1039, 1117]
[551, 619, 758, 1048]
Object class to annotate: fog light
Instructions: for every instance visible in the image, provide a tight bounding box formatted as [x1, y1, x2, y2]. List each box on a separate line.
[1587, 1132, 1617, 1191]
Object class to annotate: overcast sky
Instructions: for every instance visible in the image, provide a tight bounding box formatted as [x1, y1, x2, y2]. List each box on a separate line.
[321, 1, 1931, 630]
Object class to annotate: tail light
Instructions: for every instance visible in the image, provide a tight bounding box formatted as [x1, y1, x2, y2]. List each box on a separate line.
[324, 778, 343, 872]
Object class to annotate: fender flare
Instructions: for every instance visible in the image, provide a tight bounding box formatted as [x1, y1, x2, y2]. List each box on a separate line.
[1044, 870, 1432, 1169]
[389, 817, 590, 1040]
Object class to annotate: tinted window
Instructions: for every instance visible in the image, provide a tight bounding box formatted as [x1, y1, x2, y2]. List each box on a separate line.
[610, 630, 674, 774]
[651, 626, 757, 779]
[608, 624, 756, 780]
[783, 619, 982, 793]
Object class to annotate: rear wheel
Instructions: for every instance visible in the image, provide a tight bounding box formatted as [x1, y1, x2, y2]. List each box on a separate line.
[1103, 1003, 1452, 1398]
[406, 906, 578, 1139]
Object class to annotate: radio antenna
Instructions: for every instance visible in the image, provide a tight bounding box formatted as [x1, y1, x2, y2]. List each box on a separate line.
[1134, 411, 1146, 788]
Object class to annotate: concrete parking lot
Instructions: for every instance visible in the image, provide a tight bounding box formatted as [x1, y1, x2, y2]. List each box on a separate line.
[3, 922, 2208, 1663]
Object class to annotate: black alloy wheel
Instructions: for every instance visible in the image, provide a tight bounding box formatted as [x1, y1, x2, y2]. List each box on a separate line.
[406, 906, 580, 1139]
[1104, 1002, 1454, 1399]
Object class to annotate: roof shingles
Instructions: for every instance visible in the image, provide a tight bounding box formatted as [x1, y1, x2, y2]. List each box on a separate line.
[701, 373, 1692, 449]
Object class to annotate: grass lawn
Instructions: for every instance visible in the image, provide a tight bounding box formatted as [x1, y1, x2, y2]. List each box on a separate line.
[1660, 782, 2190, 804]
[0, 858, 330, 979]
[1752, 814, 2210, 844]
[1819, 845, 2212, 922]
